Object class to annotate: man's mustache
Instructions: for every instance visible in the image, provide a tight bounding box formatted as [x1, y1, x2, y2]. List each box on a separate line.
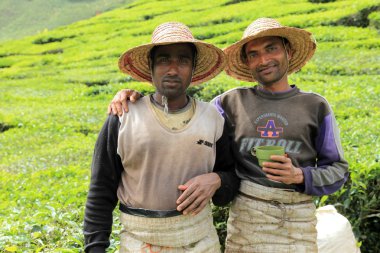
[162, 76, 182, 83]
[257, 62, 277, 72]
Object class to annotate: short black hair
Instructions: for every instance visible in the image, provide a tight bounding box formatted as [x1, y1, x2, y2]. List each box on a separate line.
[240, 36, 290, 61]
[149, 43, 197, 70]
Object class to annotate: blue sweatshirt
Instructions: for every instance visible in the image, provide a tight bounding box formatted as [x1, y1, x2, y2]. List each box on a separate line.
[212, 85, 349, 196]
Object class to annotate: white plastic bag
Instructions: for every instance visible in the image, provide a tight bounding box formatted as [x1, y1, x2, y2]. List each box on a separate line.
[316, 205, 361, 253]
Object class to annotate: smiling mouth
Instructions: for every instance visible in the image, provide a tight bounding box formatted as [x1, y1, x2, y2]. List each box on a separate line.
[258, 65, 276, 74]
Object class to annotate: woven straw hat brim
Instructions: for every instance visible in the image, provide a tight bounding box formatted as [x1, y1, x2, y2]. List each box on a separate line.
[224, 27, 316, 82]
[118, 41, 226, 86]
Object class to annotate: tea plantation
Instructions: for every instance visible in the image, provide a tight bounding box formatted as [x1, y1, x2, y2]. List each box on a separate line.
[0, 0, 379, 252]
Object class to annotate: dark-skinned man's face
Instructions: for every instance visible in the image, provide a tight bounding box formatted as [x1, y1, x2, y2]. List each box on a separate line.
[244, 36, 291, 86]
[151, 43, 194, 100]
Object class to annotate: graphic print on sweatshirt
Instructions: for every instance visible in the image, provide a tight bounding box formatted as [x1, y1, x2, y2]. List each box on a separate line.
[239, 112, 303, 155]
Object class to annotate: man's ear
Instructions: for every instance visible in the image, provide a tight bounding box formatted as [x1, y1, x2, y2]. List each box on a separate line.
[287, 50, 293, 60]
[285, 45, 293, 60]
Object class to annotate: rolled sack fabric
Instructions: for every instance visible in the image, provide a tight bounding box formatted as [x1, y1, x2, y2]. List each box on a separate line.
[316, 205, 361, 253]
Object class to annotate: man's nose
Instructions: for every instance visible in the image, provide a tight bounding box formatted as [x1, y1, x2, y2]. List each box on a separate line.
[167, 60, 179, 75]
[258, 53, 270, 65]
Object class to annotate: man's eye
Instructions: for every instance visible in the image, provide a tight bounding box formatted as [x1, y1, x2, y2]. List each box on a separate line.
[267, 46, 277, 52]
[248, 53, 257, 59]
[179, 57, 191, 64]
[157, 57, 169, 63]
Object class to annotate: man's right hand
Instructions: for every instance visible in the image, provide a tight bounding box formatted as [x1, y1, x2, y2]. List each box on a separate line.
[176, 173, 221, 215]
[107, 89, 142, 116]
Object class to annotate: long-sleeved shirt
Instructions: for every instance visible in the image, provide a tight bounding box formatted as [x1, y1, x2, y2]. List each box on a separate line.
[83, 97, 239, 252]
[212, 85, 349, 196]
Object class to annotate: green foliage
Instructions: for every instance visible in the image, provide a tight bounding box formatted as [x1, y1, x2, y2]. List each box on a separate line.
[330, 5, 380, 28]
[369, 11, 380, 29]
[0, 0, 131, 42]
[33, 35, 76, 45]
[212, 205, 230, 252]
[309, 0, 336, 3]
[0, 0, 379, 252]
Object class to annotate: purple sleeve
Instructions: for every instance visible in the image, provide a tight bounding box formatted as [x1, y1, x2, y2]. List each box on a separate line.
[301, 113, 349, 196]
[210, 96, 226, 117]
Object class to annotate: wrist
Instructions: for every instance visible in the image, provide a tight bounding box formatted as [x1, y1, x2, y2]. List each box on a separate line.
[211, 172, 222, 189]
[294, 167, 304, 184]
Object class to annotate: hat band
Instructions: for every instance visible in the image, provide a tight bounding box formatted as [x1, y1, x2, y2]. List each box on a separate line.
[125, 55, 152, 82]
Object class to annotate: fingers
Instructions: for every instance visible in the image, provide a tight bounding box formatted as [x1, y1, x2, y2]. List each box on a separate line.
[129, 91, 142, 102]
[176, 173, 220, 215]
[176, 179, 193, 204]
[269, 154, 288, 163]
[108, 89, 142, 116]
[119, 90, 130, 114]
[265, 173, 283, 182]
[120, 99, 128, 114]
[177, 187, 208, 215]
[176, 183, 196, 208]
[262, 155, 296, 184]
[178, 184, 188, 191]
[183, 199, 208, 216]
[108, 91, 122, 116]
[262, 162, 287, 173]
[110, 101, 119, 116]
[263, 166, 291, 184]
[263, 155, 291, 169]
[263, 166, 288, 177]
[176, 193, 194, 213]
[176, 185, 190, 204]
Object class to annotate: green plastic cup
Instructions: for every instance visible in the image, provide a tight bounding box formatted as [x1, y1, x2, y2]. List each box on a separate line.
[251, 146, 285, 167]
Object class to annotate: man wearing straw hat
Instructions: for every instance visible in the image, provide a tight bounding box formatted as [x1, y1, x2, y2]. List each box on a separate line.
[83, 22, 239, 253]
[214, 17, 349, 252]
[108, 17, 349, 252]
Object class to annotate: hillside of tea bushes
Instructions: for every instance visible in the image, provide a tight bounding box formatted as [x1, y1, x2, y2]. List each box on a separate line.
[0, 0, 379, 252]
[0, 0, 131, 42]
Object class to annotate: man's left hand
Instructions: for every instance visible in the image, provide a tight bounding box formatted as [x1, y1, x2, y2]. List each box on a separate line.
[176, 173, 221, 215]
[262, 155, 304, 184]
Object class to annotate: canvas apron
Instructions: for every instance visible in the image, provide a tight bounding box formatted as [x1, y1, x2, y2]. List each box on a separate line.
[119, 204, 220, 253]
[225, 180, 318, 253]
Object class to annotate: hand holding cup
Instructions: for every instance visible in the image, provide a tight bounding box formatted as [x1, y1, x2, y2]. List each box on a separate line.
[251, 146, 285, 167]
[251, 145, 304, 184]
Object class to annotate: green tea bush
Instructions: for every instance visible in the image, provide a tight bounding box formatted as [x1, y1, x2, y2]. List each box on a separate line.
[33, 35, 76, 45]
[309, 0, 336, 3]
[0, 122, 15, 133]
[223, 0, 251, 6]
[212, 205, 230, 250]
[369, 11, 380, 29]
[330, 5, 380, 28]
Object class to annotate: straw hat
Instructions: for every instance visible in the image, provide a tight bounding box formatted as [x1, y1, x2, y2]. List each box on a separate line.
[224, 17, 316, 82]
[118, 22, 226, 86]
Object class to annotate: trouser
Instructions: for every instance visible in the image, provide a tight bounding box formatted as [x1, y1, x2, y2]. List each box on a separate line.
[225, 180, 318, 253]
[119, 204, 221, 253]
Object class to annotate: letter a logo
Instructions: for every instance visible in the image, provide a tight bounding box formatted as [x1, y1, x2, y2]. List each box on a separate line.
[257, 120, 283, 138]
